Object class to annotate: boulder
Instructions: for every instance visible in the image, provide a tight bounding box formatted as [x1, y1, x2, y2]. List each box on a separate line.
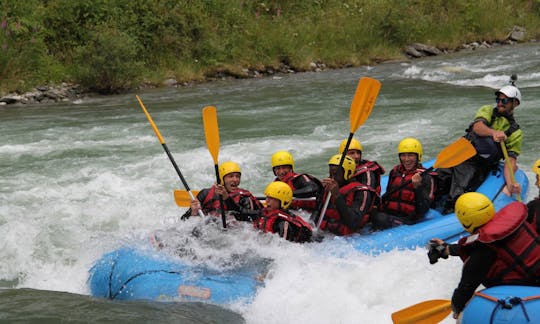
[507, 26, 525, 42]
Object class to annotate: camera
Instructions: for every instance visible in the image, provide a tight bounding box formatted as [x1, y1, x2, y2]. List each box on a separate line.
[427, 241, 448, 264]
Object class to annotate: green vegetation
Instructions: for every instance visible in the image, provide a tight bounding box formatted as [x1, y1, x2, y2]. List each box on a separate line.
[1, 0, 540, 95]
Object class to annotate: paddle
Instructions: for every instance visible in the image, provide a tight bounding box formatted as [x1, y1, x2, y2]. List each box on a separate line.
[202, 106, 227, 229]
[135, 95, 205, 219]
[316, 77, 381, 229]
[174, 189, 315, 207]
[500, 141, 521, 202]
[381, 137, 476, 202]
[391, 299, 451, 324]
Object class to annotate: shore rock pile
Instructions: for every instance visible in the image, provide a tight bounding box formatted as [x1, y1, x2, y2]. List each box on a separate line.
[0, 83, 83, 106]
[404, 25, 527, 59]
[0, 26, 531, 107]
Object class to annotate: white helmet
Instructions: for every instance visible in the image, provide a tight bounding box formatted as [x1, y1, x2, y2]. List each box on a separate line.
[495, 85, 521, 104]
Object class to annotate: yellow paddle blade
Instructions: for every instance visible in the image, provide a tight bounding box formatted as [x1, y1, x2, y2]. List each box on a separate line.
[202, 106, 220, 164]
[391, 299, 451, 324]
[433, 137, 476, 169]
[349, 77, 381, 133]
[174, 190, 200, 207]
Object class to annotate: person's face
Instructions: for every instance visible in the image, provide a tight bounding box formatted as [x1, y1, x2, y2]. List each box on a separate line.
[346, 149, 362, 165]
[399, 153, 418, 171]
[223, 172, 241, 192]
[495, 94, 517, 116]
[265, 196, 281, 210]
[273, 165, 293, 179]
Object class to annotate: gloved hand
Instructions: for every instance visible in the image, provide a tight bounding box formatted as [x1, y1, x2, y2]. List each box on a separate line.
[427, 240, 449, 264]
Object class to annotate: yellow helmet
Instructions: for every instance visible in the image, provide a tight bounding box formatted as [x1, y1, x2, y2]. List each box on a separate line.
[271, 151, 295, 170]
[218, 161, 241, 184]
[532, 159, 540, 176]
[264, 181, 293, 209]
[339, 138, 363, 154]
[397, 137, 423, 161]
[455, 192, 495, 233]
[328, 154, 356, 181]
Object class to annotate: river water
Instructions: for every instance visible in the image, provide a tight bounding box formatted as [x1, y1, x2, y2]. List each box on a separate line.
[1, 43, 539, 323]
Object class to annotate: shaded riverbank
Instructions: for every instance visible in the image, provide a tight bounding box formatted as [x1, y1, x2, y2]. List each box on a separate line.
[0, 32, 532, 107]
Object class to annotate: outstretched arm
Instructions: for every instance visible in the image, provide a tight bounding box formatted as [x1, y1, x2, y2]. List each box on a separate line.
[292, 174, 322, 198]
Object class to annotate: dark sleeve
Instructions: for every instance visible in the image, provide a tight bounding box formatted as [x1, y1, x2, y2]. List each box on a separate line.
[381, 169, 396, 203]
[414, 174, 435, 216]
[448, 243, 460, 256]
[527, 199, 538, 224]
[224, 195, 262, 222]
[292, 174, 323, 198]
[334, 190, 373, 231]
[181, 189, 209, 220]
[451, 244, 497, 314]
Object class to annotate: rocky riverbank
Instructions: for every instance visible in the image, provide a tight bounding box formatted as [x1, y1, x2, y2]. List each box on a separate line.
[0, 26, 529, 107]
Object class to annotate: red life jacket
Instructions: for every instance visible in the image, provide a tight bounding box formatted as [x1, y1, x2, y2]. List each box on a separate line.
[458, 202, 540, 286]
[201, 186, 261, 215]
[381, 164, 431, 220]
[253, 208, 313, 243]
[352, 160, 385, 194]
[320, 181, 377, 236]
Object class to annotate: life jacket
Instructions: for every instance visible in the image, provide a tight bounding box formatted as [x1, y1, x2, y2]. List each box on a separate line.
[275, 172, 322, 211]
[253, 208, 313, 243]
[320, 181, 378, 236]
[352, 160, 385, 194]
[465, 107, 520, 166]
[458, 202, 540, 286]
[381, 165, 430, 220]
[201, 186, 261, 215]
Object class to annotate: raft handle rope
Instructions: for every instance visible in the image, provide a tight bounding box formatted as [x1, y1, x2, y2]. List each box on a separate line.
[475, 291, 540, 323]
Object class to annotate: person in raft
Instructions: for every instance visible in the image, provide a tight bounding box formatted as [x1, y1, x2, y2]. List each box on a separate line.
[313, 154, 378, 236]
[371, 137, 437, 229]
[527, 158, 540, 232]
[271, 150, 324, 215]
[437, 78, 523, 214]
[428, 192, 540, 320]
[182, 161, 263, 222]
[338, 138, 385, 195]
[254, 181, 313, 243]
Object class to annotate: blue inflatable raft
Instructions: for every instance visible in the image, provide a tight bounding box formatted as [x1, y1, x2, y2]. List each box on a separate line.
[88, 161, 529, 304]
[462, 285, 540, 323]
[341, 161, 529, 254]
[89, 247, 263, 304]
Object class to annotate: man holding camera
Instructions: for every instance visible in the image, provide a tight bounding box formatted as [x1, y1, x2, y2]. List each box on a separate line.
[428, 192, 540, 319]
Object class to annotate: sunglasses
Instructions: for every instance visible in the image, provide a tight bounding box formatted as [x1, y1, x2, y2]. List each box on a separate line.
[495, 97, 513, 104]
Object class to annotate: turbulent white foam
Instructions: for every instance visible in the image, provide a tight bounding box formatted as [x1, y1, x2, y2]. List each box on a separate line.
[1, 42, 538, 324]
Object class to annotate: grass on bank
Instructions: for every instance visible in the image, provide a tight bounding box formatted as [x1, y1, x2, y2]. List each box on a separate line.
[1, 0, 540, 95]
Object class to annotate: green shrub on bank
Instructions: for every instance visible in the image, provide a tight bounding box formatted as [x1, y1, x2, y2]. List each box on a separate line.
[70, 26, 143, 93]
[1, 0, 540, 95]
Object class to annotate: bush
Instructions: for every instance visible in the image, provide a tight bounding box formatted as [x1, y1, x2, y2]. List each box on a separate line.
[70, 26, 143, 94]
